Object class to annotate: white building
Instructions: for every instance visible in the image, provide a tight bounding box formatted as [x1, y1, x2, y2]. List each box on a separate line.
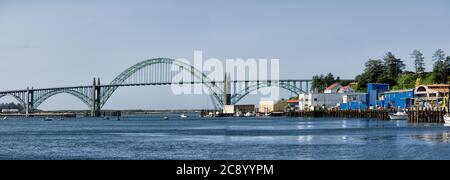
[343, 93, 367, 104]
[299, 93, 345, 110]
[324, 83, 343, 94]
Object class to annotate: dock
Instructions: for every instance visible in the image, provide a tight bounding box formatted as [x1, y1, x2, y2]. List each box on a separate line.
[407, 107, 446, 123]
[287, 110, 390, 120]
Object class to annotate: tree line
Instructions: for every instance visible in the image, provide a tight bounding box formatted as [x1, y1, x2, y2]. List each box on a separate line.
[312, 49, 450, 92]
[0, 102, 24, 111]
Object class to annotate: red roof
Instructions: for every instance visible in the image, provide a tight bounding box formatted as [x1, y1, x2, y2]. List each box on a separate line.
[325, 83, 341, 90]
[287, 100, 299, 103]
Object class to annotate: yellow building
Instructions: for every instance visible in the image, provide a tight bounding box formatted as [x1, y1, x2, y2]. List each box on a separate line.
[259, 100, 287, 113]
[259, 101, 275, 113]
[414, 84, 450, 108]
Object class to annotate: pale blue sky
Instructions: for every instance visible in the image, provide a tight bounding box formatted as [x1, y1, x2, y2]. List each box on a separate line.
[1, 0, 450, 110]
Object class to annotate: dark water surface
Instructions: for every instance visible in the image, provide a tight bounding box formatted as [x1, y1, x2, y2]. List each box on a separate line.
[1, 114, 450, 160]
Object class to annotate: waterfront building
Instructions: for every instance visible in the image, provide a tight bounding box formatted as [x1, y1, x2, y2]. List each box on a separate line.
[1, 109, 20, 113]
[367, 83, 390, 109]
[414, 84, 450, 108]
[379, 89, 414, 109]
[324, 83, 343, 94]
[338, 83, 355, 94]
[259, 101, 275, 113]
[287, 99, 299, 111]
[339, 83, 389, 110]
[339, 93, 368, 110]
[259, 100, 287, 113]
[223, 104, 255, 114]
[299, 93, 344, 110]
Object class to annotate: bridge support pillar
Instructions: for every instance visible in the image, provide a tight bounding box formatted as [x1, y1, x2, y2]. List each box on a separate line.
[25, 87, 34, 117]
[223, 73, 231, 105]
[91, 78, 102, 117]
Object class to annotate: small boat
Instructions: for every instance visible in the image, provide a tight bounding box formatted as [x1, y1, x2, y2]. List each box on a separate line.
[235, 111, 244, 117]
[2, 117, 7, 120]
[444, 114, 450, 124]
[44, 117, 53, 121]
[389, 111, 408, 120]
[244, 112, 254, 117]
[163, 116, 169, 120]
[180, 114, 188, 118]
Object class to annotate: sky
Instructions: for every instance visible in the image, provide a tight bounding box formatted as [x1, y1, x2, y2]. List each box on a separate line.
[1, 0, 450, 110]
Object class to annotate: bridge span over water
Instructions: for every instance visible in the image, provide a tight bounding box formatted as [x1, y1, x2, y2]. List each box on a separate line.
[0, 58, 313, 116]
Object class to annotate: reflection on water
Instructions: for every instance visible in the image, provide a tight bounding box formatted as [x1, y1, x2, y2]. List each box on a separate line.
[415, 132, 450, 143]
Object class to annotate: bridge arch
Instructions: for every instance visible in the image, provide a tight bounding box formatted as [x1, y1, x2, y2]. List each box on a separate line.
[101, 58, 224, 107]
[0, 94, 27, 110]
[33, 89, 91, 109]
[231, 81, 305, 105]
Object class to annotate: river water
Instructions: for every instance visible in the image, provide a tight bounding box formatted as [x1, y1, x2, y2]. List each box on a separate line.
[1, 114, 450, 160]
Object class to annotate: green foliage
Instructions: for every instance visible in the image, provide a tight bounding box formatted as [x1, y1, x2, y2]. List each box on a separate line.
[432, 56, 450, 84]
[355, 59, 385, 90]
[392, 74, 417, 90]
[432, 49, 446, 62]
[0, 102, 24, 111]
[354, 50, 449, 91]
[411, 50, 425, 74]
[419, 73, 434, 85]
[312, 73, 337, 92]
[431, 49, 450, 84]
[382, 52, 405, 86]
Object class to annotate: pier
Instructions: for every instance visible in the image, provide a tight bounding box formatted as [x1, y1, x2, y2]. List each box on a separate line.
[287, 109, 446, 123]
[407, 107, 446, 123]
[287, 110, 390, 120]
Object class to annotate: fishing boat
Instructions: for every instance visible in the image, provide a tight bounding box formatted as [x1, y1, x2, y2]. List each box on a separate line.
[444, 114, 450, 124]
[389, 111, 408, 120]
[244, 112, 254, 117]
[44, 117, 53, 121]
[180, 114, 188, 118]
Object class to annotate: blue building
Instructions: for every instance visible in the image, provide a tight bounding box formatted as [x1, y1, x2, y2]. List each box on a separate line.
[380, 89, 414, 109]
[367, 83, 390, 109]
[339, 83, 415, 110]
[339, 93, 368, 110]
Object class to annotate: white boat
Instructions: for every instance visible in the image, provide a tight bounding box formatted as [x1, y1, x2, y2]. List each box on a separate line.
[235, 111, 244, 117]
[163, 116, 169, 120]
[44, 117, 53, 121]
[389, 111, 408, 120]
[444, 114, 450, 124]
[2, 117, 7, 120]
[180, 114, 188, 118]
[244, 112, 254, 117]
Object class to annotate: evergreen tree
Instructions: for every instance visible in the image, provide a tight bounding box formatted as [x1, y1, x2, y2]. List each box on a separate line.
[383, 52, 405, 80]
[355, 59, 385, 90]
[432, 49, 450, 83]
[432, 49, 446, 62]
[410, 50, 425, 75]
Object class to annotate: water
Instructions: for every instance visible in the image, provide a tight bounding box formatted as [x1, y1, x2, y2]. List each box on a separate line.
[1, 114, 450, 160]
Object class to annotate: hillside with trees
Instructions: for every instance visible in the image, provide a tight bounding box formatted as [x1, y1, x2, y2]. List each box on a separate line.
[354, 49, 449, 91]
[311, 49, 450, 92]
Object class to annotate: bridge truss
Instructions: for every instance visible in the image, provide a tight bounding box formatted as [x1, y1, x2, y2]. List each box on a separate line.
[0, 58, 313, 116]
